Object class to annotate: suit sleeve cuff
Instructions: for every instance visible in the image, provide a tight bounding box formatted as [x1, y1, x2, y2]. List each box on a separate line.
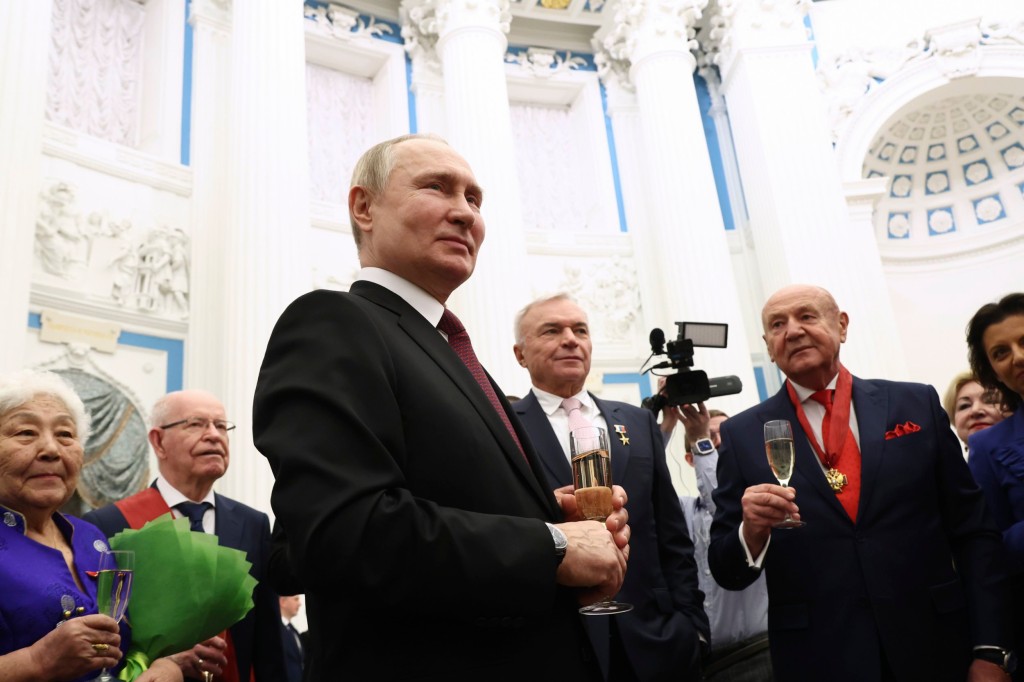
[738, 521, 769, 568]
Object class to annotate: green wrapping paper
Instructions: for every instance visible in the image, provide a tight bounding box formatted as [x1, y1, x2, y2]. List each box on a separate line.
[107, 514, 257, 680]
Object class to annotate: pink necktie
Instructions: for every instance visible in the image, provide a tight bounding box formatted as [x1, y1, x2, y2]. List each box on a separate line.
[561, 397, 592, 433]
[438, 309, 526, 457]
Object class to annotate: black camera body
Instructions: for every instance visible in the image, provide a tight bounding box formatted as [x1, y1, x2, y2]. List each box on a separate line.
[641, 322, 742, 413]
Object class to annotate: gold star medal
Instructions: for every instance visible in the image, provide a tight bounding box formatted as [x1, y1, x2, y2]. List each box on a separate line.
[613, 424, 629, 445]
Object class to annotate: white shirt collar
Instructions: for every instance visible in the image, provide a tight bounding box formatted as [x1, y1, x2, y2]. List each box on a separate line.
[155, 474, 216, 508]
[358, 267, 446, 328]
[531, 386, 596, 416]
[789, 374, 839, 403]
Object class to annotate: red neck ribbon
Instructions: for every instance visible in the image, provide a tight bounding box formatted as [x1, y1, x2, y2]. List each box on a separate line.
[785, 364, 854, 470]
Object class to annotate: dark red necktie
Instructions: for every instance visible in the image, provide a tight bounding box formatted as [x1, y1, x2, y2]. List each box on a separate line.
[438, 309, 526, 458]
[810, 390, 861, 521]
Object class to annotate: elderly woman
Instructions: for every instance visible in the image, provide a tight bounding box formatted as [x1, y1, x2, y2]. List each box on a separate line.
[943, 370, 1010, 455]
[0, 370, 183, 682]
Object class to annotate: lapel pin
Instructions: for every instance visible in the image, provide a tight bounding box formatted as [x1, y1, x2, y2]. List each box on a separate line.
[613, 424, 629, 445]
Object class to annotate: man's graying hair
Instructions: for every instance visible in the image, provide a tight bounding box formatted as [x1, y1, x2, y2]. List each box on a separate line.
[348, 133, 448, 249]
[514, 293, 579, 345]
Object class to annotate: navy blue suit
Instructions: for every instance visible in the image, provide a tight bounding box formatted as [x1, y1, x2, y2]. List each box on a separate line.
[708, 378, 1010, 682]
[279, 620, 304, 682]
[514, 392, 709, 681]
[85, 488, 286, 682]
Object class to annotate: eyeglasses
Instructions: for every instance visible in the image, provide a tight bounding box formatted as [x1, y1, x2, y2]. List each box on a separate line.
[159, 416, 236, 435]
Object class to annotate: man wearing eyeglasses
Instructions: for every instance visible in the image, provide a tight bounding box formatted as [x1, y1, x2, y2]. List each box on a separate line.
[85, 389, 287, 682]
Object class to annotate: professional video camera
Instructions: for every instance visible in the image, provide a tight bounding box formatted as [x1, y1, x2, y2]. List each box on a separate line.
[640, 321, 743, 413]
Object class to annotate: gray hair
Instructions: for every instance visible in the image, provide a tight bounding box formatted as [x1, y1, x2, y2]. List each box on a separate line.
[348, 133, 449, 249]
[0, 369, 91, 442]
[514, 293, 577, 345]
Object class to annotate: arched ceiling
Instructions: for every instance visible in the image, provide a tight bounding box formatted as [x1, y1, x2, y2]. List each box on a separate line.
[864, 83, 1024, 243]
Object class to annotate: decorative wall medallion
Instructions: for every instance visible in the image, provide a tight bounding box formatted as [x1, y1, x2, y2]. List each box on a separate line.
[973, 195, 1005, 224]
[887, 212, 910, 239]
[926, 208, 955, 235]
[890, 175, 912, 198]
[924, 171, 950, 195]
[1001, 143, 1024, 169]
[505, 47, 587, 77]
[304, 2, 394, 40]
[963, 160, 992, 185]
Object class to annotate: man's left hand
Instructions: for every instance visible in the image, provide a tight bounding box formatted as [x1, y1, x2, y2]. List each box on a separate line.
[556, 484, 630, 555]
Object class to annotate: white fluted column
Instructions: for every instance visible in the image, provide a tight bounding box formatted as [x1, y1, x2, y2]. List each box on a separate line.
[402, 0, 528, 391]
[712, 0, 906, 379]
[0, 1, 53, 371]
[211, 1, 310, 510]
[595, 0, 758, 414]
[186, 0, 232, 401]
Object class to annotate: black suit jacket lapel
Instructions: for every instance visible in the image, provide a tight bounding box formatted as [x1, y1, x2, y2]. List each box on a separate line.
[756, 387, 850, 523]
[515, 393, 573, 488]
[593, 397, 631, 485]
[851, 378, 887, 525]
[351, 282, 555, 514]
[213, 493, 243, 551]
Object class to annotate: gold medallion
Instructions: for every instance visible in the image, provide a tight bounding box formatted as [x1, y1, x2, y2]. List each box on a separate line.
[825, 468, 848, 492]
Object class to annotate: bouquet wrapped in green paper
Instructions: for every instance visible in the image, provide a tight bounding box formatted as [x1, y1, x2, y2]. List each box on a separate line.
[107, 514, 257, 680]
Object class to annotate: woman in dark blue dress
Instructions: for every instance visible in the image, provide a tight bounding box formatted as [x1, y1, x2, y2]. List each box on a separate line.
[0, 370, 182, 682]
[967, 292, 1024, 679]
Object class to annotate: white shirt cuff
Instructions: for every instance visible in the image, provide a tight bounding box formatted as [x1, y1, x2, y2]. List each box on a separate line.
[738, 521, 769, 568]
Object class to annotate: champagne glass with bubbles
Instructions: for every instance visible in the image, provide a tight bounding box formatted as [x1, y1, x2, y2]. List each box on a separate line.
[764, 420, 805, 528]
[571, 425, 633, 615]
[94, 550, 134, 681]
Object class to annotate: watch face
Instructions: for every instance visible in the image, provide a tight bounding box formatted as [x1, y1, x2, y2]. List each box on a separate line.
[695, 439, 714, 454]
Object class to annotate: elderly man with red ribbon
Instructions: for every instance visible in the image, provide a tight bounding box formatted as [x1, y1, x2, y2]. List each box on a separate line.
[708, 284, 1015, 682]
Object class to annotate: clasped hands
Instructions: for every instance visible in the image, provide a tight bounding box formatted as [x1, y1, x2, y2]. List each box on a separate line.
[553, 484, 630, 606]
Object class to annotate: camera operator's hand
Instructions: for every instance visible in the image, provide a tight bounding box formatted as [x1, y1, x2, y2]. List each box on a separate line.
[678, 402, 711, 448]
[655, 376, 681, 437]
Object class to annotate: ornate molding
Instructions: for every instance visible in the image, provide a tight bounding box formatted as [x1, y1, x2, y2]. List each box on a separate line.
[593, 0, 706, 89]
[695, 0, 810, 78]
[304, 2, 394, 41]
[505, 48, 587, 78]
[558, 255, 641, 344]
[189, 0, 232, 32]
[818, 17, 1024, 143]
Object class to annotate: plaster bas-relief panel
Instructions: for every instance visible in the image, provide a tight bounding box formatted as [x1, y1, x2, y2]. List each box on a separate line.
[24, 328, 176, 513]
[522, 247, 644, 362]
[307, 63, 376, 206]
[309, 224, 360, 292]
[305, 2, 395, 40]
[33, 157, 191, 321]
[47, 0, 146, 148]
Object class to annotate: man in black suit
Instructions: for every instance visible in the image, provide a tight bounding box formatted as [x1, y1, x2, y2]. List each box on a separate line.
[253, 134, 630, 681]
[708, 284, 1015, 681]
[512, 294, 709, 681]
[85, 390, 286, 682]
[278, 595, 304, 682]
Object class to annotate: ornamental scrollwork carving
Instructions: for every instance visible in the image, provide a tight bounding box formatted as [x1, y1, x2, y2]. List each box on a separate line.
[505, 48, 587, 78]
[817, 17, 1023, 143]
[304, 2, 394, 40]
[559, 256, 641, 343]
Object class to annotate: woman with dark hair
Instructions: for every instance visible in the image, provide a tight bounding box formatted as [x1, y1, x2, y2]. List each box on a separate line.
[966, 291, 1024, 678]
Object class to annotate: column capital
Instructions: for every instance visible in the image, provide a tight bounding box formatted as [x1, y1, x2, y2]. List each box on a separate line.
[699, 0, 810, 77]
[400, 0, 511, 70]
[189, 0, 232, 33]
[593, 0, 706, 89]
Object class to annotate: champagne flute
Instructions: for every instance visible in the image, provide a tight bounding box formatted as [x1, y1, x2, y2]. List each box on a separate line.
[570, 425, 633, 615]
[764, 420, 805, 528]
[94, 550, 134, 681]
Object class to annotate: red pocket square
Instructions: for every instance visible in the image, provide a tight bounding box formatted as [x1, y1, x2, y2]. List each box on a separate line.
[885, 421, 922, 440]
